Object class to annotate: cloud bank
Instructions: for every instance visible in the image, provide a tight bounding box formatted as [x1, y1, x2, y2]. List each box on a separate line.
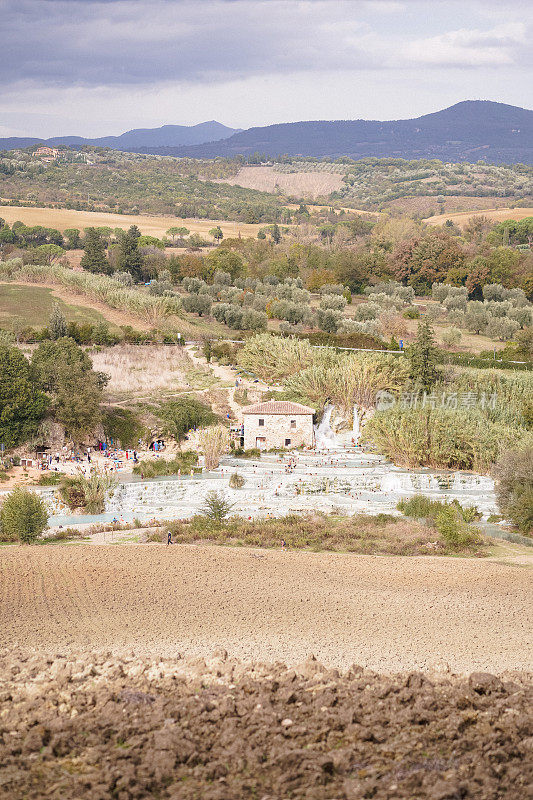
[0, 0, 531, 136]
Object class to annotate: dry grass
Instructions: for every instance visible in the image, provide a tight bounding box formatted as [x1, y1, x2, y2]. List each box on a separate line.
[217, 167, 344, 199]
[0, 205, 263, 239]
[425, 206, 533, 228]
[384, 195, 525, 216]
[90, 344, 197, 396]
[165, 512, 485, 556]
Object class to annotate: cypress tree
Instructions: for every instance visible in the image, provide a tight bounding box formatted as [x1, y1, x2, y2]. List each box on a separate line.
[116, 225, 144, 281]
[49, 302, 67, 339]
[407, 318, 440, 391]
[80, 227, 110, 274]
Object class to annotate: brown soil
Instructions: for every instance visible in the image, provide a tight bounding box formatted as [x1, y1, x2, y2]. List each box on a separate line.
[1, 546, 531, 674]
[0, 649, 531, 800]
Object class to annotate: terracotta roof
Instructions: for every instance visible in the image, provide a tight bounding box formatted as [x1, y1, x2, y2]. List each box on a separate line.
[242, 401, 315, 415]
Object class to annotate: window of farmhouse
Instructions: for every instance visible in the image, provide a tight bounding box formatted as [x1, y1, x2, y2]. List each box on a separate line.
[285, 438, 291, 446]
[290, 419, 296, 429]
[258, 418, 264, 426]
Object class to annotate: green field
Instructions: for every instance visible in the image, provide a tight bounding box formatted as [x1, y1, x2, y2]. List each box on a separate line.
[0, 284, 120, 332]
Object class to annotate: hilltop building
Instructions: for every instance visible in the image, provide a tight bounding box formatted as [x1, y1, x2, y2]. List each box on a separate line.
[242, 401, 315, 450]
[34, 146, 59, 161]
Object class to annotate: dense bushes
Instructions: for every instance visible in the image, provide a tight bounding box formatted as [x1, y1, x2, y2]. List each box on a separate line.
[31, 338, 104, 442]
[0, 344, 48, 449]
[362, 407, 512, 471]
[59, 471, 117, 514]
[132, 452, 198, 478]
[157, 397, 217, 443]
[212, 303, 267, 331]
[0, 488, 48, 543]
[103, 408, 146, 449]
[493, 447, 533, 533]
[162, 511, 484, 555]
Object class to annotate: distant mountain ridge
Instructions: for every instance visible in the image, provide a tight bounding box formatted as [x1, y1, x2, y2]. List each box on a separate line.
[0, 102, 531, 164]
[172, 101, 533, 165]
[0, 120, 240, 152]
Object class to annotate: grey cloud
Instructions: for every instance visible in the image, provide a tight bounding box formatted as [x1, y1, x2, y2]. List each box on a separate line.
[2, 0, 530, 91]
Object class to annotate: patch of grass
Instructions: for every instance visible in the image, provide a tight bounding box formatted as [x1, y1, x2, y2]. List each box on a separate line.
[45, 527, 86, 542]
[397, 494, 481, 523]
[37, 471, 64, 486]
[162, 512, 487, 556]
[132, 452, 198, 478]
[0, 283, 120, 332]
[232, 447, 261, 459]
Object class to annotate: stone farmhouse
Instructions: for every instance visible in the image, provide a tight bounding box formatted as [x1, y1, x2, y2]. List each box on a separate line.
[242, 401, 315, 450]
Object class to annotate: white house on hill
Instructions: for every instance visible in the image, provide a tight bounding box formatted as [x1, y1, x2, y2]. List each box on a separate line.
[242, 400, 315, 450]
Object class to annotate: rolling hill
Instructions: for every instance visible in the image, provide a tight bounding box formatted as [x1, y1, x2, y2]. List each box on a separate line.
[171, 101, 533, 164]
[0, 121, 240, 152]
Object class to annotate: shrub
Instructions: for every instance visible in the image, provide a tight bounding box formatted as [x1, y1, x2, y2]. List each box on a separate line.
[103, 408, 146, 449]
[316, 308, 340, 334]
[320, 294, 347, 312]
[37, 471, 64, 486]
[434, 505, 479, 548]
[440, 327, 462, 348]
[158, 397, 217, 443]
[201, 490, 233, 522]
[200, 425, 229, 471]
[398, 495, 481, 548]
[493, 447, 533, 533]
[363, 407, 509, 471]
[59, 471, 117, 513]
[233, 447, 261, 459]
[403, 307, 420, 319]
[132, 453, 198, 478]
[354, 302, 380, 321]
[45, 527, 85, 542]
[397, 495, 442, 520]
[229, 472, 245, 488]
[0, 488, 48, 543]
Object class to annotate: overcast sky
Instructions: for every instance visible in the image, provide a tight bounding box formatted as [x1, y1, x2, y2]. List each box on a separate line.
[1, 0, 532, 138]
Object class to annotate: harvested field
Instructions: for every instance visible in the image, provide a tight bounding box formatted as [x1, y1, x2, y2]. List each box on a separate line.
[218, 166, 344, 198]
[1, 649, 531, 800]
[1, 546, 531, 673]
[0, 204, 262, 239]
[383, 195, 525, 216]
[90, 344, 198, 397]
[425, 206, 533, 228]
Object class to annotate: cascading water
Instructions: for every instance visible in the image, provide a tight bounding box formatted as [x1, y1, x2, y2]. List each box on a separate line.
[314, 404, 337, 450]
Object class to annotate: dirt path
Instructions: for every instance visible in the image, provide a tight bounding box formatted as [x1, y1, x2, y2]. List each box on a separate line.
[1, 545, 531, 673]
[184, 342, 273, 414]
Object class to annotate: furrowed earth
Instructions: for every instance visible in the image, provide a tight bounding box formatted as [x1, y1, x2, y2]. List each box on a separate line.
[1, 546, 531, 799]
[0, 650, 532, 800]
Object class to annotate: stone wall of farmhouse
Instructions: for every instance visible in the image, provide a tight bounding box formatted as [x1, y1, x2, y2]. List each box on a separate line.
[244, 414, 314, 450]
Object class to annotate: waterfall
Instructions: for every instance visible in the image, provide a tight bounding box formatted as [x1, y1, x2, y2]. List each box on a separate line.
[314, 404, 337, 450]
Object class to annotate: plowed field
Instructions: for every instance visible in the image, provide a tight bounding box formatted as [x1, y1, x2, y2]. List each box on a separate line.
[1, 545, 531, 673]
